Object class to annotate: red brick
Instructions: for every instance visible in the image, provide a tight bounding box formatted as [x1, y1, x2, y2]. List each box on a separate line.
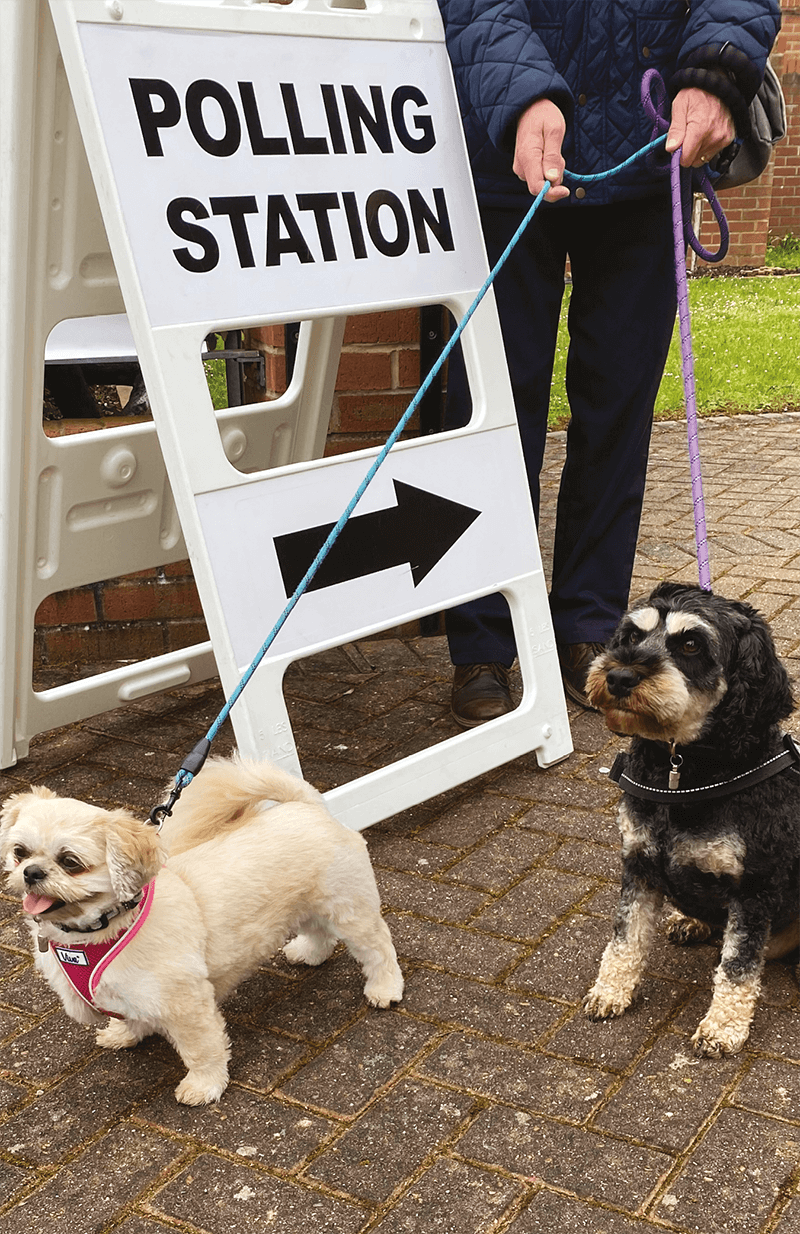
[265, 352, 287, 394]
[244, 325, 284, 347]
[344, 309, 419, 345]
[101, 579, 202, 622]
[37, 623, 167, 665]
[35, 588, 97, 627]
[166, 617, 210, 650]
[336, 392, 416, 433]
[162, 560, 194, 579]
[43, 415, 142, 438]
[335, 350, 393, 392]
[397, 346, 422, 389]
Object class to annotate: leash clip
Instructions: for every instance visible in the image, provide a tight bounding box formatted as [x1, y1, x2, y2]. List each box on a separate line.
[148, 788, 180, 831]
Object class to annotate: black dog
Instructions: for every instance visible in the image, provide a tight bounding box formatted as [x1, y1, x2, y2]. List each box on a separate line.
[584, 582, 799, 1056]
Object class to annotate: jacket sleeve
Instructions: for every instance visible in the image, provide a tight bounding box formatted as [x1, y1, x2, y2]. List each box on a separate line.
[438, 0, 573, 153]
[673, 0, 782, 136]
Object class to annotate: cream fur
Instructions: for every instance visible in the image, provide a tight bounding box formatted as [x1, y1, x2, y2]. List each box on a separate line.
[1, 755, 403, 1105]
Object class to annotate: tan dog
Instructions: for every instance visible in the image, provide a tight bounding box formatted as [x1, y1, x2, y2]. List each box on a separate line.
[0, 756, 403, 1104]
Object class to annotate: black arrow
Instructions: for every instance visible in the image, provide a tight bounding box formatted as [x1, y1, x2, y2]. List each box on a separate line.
[274, 480, 481, 597]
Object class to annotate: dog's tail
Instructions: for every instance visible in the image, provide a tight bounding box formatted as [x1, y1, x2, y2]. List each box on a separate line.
[161, 754, 326, 855]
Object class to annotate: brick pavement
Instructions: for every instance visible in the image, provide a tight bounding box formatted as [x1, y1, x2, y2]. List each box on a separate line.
[1, 412, 799, 1234]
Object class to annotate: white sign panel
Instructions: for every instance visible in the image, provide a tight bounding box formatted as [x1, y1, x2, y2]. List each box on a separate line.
[196, 428, 539, 668]
[76, 23, 487, 327]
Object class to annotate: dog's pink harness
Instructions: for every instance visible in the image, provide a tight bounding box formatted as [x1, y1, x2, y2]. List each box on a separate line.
[49, 880, 155, 1018]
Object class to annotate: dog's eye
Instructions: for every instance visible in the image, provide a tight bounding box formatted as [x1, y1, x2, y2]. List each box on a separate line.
[58, 853, 86, 874]
[681, 637, 700, 655]
[626, 628, 643, 645]
[12, 845, 28, 864]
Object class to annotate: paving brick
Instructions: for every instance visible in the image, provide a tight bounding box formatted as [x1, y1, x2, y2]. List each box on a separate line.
[367, 834, 459, 875]
[368, 1156, 524, 1234]
[0, 1048, 175, 1166]
[0, 946, 25, 978]
[416, 795, 523, 847]
[306, 1078, 473, 1201]
[0, 964, 61, 1016]
[248, 954, 381, 1040]
[1, 1124, 183, 1234]
[546, 979, 689, 1072]
[507, 1189, 666, 1233]
[136, 1083, 335, 1170]
[0, 1161, 35, 1211]
[399, 969, 564, 1043]
[515, 801, 619, 845]
[150, 1151, 366, 1233]
[112, 1219, 177, 1234]
[376, 869, 490, 922]
[277, 1011, 437, 1115]
[657, 1107, 800, 1232]
[732, 1058, 800, 1120]
[0, 1011, 97, 1083]
[419, 1031, 612, 1119]
[490, 768, 617, 811]
[593, 1035, 742, 1149]
[456, 1106, 673, 1208]
[509, 914, 611, 1001]
[774, 1198, 800, 1233]
[385, 913, 527, 980]
[472, 869, 595, 942]
[443, 828, 558, 891]
[544, 840, 620, 880]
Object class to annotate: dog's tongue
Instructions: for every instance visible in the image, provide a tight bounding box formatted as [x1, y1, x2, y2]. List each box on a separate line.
[22, 894, 56, 915]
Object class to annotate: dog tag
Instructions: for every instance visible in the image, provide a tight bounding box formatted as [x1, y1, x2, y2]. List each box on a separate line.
[669, 753, 683, 790]
[37, 934, 49, 954]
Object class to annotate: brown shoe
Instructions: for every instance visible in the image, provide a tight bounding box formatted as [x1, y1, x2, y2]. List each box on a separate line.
[451, 663, 514, 728]
[558, 642, 605, 711]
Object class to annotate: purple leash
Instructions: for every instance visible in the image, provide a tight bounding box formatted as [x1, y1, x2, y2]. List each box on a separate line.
[642, 69, 730, 591]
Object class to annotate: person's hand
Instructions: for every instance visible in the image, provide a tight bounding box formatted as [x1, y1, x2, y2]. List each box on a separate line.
[665, 87, 735, 168]
[513, 98, 570, 201]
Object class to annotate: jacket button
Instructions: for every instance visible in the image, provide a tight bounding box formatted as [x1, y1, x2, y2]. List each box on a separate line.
[575, 187, 586, 199]
[578, 93, 587, 105]
[642, 45, 651, 57]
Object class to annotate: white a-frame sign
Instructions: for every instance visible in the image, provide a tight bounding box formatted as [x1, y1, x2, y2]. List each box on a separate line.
[47, 0, 571, 830]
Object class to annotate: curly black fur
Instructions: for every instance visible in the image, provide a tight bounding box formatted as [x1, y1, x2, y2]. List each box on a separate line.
[585, 583, 799, 1056]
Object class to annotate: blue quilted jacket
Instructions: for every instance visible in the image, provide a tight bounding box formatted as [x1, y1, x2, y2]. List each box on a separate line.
[439, 0, 781, 206]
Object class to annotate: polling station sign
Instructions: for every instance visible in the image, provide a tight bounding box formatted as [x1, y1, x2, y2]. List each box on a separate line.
[76, 22, 487, 328]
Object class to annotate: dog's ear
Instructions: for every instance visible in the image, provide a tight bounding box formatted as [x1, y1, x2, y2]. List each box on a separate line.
[719, 602, 794, 745]
[104, 810, 164, 900]
[0, 787, 57, 850]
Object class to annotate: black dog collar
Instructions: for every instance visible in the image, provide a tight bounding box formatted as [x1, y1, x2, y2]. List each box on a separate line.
[609, 732, 800, 803]
[36, 891, 144, 936]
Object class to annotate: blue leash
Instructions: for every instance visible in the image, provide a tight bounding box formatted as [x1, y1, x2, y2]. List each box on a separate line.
[149, 128, 708, 826]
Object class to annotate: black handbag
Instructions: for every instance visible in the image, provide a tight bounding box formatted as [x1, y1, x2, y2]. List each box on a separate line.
[712, 59, 786, 190]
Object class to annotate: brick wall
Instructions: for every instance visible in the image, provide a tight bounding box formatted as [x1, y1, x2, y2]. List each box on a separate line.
[698, 0, 800, 265]
[770, 2, 800, 239]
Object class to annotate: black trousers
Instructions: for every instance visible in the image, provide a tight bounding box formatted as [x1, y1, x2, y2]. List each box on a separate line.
[445, 193, 678, 666]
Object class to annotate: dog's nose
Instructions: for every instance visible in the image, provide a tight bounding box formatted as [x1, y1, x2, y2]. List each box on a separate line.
[606, 667, 641, 699]
[23, 865, 47, 887]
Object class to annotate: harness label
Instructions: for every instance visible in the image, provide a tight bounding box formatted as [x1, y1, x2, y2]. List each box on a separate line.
[54, 946, 90, 967]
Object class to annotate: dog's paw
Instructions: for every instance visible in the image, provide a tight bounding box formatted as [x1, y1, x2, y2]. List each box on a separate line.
[364, 967, 404, 1008]
[96, 1021, 139, 1050]
[583, 983, 632, 1020]
[691, 1019, 749, 1058]
[283, 933, 337, 966]
[665, 910, 712, 947]
[175, 1069, 228, 1106]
